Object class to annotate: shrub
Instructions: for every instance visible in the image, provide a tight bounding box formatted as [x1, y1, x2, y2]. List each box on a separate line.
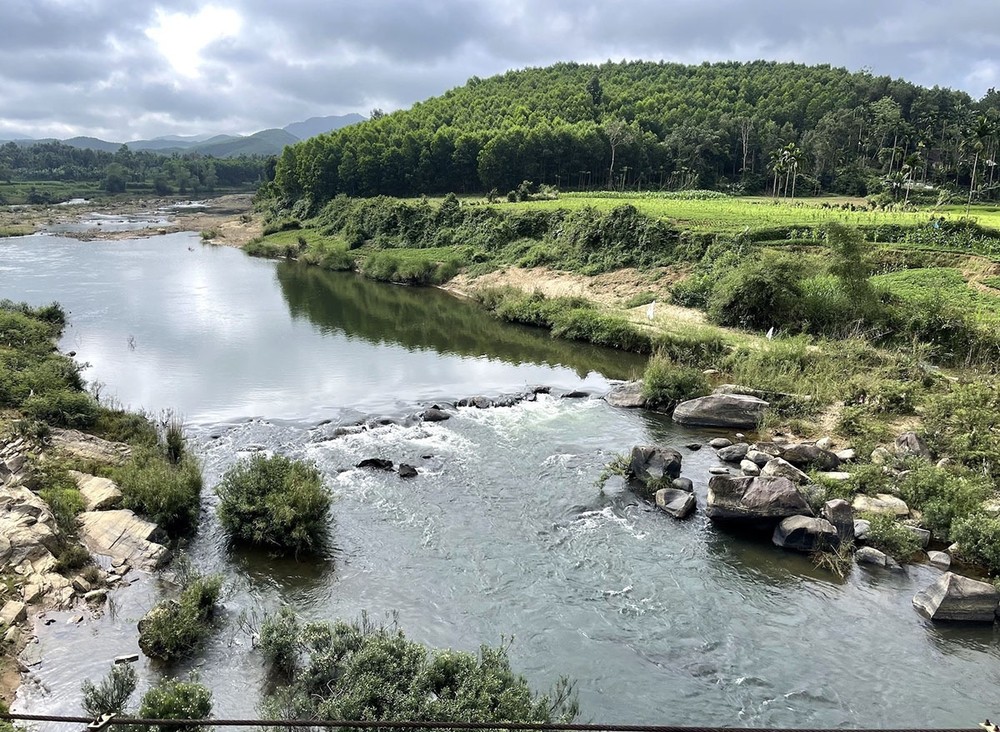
[896, 464, 991, 541]
[81, 663, 138, 718]
[652, 329, 728, 369]
[21, 389, 98, 428]
[92, 406, 159, 446]
[642, 352, 711, 410]
[111, 447, 203, 536]
[138, 572, 223, 662]
[260, 616, 578, 725]
[259, 607, 300, 678]
[138, 678, 212, 732]
[216, 454, 331, 556]
[861, 513, 921, 560]
[950, 513, 1000, 574]
[707, 250, 808, 330]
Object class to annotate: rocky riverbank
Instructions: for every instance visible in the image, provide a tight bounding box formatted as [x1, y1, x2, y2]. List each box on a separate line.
[0, 427, 170, 703]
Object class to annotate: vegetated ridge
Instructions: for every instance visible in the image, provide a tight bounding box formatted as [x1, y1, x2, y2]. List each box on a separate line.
[264, 59, 1000, 207]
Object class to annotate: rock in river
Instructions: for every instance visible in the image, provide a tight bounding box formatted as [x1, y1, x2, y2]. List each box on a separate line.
[772, 516, 840, 552]
[673, 394, 768, 428]
[655, 488, 696, 519]
[628, 445, 682, 496]
[706, 475, 812, 526]
[912, 572, 1000, 622]
[604, 381, 647, 408]
[716, 443, 749, 463]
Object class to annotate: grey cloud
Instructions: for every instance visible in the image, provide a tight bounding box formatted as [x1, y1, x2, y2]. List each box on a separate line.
[1, 0, 999, 141]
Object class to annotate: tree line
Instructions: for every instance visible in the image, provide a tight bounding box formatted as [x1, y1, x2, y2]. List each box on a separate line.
[0, 140, 273, 199]
[263, 60, 1000, 209]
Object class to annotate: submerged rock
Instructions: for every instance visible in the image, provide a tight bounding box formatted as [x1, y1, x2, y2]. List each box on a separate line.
[912, 572, 1000, 622]
[398, 464, 418, 479]
[356, 458, 394, 471]
[421, 407, 450, 422]
[655, 488, 696, 519]
[673, 394, 768, 428]
[708, 438, 733, 449]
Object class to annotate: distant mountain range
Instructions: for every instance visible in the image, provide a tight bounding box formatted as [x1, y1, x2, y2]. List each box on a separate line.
[0, 113, 366, 158]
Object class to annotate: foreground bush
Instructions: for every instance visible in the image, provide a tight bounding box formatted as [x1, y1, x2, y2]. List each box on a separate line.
[216, 454, 331, 556]
[861, 513, 921, 560]
[259, 613, 578, 725]
[81, 663, 137, 718]
[138, 571, 223, 662]
[138, 678, 213, 732]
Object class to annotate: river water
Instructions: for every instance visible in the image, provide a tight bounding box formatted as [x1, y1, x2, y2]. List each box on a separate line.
[1, 232, 998, 728]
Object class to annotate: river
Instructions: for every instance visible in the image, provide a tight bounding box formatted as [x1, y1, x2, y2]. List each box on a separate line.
[1, 231, 998, 729]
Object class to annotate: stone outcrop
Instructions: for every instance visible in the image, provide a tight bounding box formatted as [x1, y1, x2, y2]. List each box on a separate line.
[852, 493, 909, 517]
[772, 516, 840, 552]
[706, 475, 812, 526]
[655, 488, 696, 519]
[0, 486, 61, 568]
[77, 510, 171, 570]
[49, 428, 130, 465]
[604, 381, 647, 408]
[70, 471, 123, 511]
[912, 572, 1000, 622]
[672, 394, 768, 428]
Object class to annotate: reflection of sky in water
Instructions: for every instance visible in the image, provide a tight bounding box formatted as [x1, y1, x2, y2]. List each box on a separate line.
[2, 233, 619, 424]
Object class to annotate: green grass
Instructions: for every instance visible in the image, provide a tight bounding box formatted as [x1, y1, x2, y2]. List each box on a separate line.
[874, 268, 1000, 324]
[0, 180, 104, 205]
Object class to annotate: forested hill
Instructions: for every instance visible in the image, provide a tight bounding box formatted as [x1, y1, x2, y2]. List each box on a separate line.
[267, 60, 1000, 209]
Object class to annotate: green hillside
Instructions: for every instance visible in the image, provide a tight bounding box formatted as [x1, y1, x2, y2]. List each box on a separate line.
[266, 60, 999, 208]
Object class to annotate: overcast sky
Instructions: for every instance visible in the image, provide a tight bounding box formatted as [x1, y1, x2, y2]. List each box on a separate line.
[2, 0, 999, 141]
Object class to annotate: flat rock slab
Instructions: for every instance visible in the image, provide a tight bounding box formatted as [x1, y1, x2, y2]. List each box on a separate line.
[77, 510, 170, 571]
[69, 471, 123, 511]
[49, 429, 130, 465]
[913, 572, 1000, 622]
[604, 381, 647, 409]
[673, 394, 768, 428]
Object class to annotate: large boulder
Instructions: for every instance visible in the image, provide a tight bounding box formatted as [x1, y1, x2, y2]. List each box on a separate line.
[672, 394, 768, 428]
[759, 457, 809, 484]
[706, 475, 812, 526]
[912, 572, 1000, 622]
[820, 499, 855, 543]
[628, 446, 682, 496]
[70, 471, 123, 511]
[772, 516, 840, 552]
[855, 546, 890, 567]
[77, 510, 171, 571]
[604, 381, 647, 409]
[655, 488, 696, 519]
[780, 444, 840, 471]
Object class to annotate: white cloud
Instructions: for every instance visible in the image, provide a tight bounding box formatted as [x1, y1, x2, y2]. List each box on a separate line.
[145, 4, 243, 78]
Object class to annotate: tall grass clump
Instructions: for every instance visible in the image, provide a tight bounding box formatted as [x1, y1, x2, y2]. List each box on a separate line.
[641, 351, 711, 410]
[216, 454, 331, 556]
[111, 446, 203, 537]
